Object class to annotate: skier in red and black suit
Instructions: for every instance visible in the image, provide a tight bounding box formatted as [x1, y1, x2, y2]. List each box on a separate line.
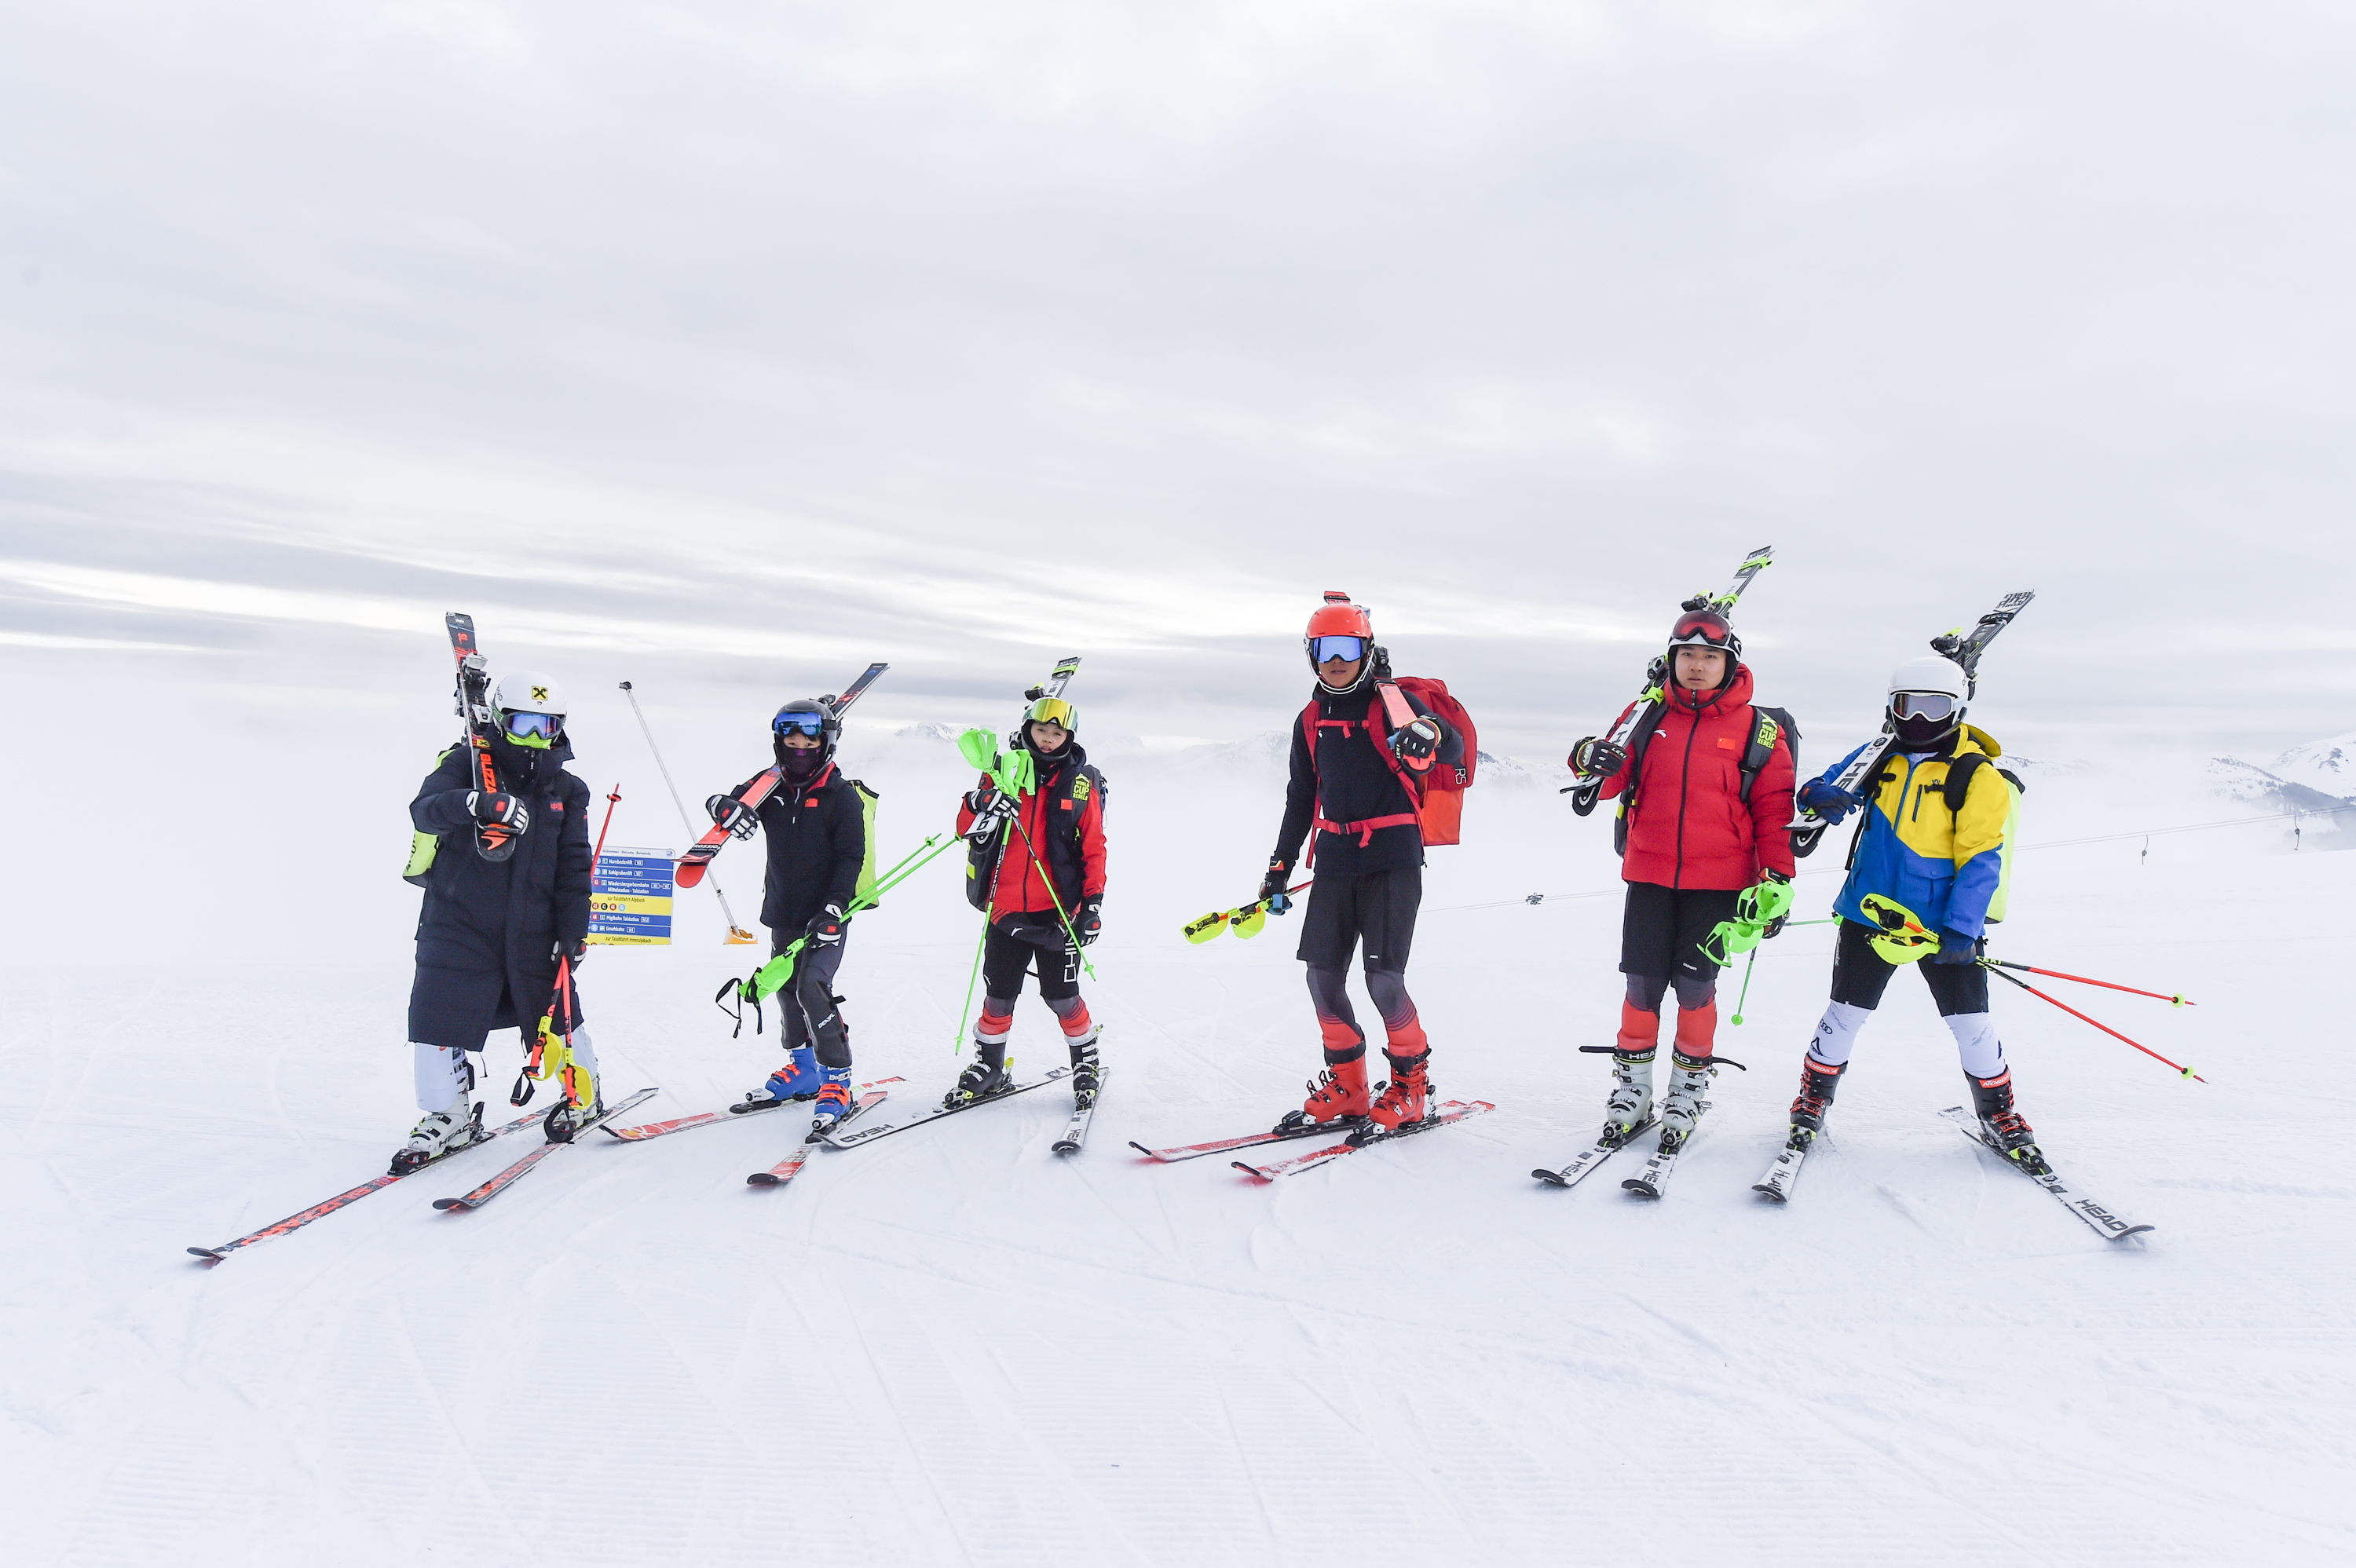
[1568, 606, 1797, 1143]
[951, 697, 1109, 1109]
[1260, 594, 1463, 1135]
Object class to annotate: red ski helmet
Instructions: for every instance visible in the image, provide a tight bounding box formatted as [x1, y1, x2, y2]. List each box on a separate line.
[1304, 590, 1377, 692]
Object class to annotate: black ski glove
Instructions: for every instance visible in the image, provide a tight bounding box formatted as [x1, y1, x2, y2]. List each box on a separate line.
[470, 791, 530, 833]
[1570, 736, 1626, 780]
[1259, 856, 1293, 914]
[551, 939, 588, 970]
[1760, 869, 1791, 940]
[706, 793, 759, 841]
[804, 904, 847, 947]
[1392, 716, 1442, 763]
[1075, 894, 1103, 946]
[1928, 929, 1980, 965]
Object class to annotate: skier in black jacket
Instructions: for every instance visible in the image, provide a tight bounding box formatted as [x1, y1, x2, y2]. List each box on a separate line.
[1260, 594, 1461, 1135]
[400, 671, 594, 1171]
[707, 696, 870, 1133]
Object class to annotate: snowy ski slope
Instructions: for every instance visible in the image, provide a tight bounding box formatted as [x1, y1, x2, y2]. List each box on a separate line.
[5, 731, 2350, 1566]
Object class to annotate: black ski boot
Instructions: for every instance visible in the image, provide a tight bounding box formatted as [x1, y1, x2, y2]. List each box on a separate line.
[943, 1055, 1013, 1109]
[1068, 1039, 1101, 1109]
[1968, 1069, 2047, 1174]
[1787, 1054, 1844, 1146]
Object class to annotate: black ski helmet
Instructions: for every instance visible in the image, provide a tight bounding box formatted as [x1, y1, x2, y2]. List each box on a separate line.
[772, 697, 841, 768]
[1666, 604, 1741, 689]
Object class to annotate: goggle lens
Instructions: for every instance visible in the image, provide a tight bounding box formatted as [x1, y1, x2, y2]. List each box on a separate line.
[1026, 697, 1077, 729]
[773, 712, 827, 737]
[1890, 693, 1957, 722]
[1670, 612, 1733, 648]
[506, 711, 560, 740]
[1312, 635, 1366, 664]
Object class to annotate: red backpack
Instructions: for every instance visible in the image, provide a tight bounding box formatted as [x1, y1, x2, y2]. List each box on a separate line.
[1297, 675, 1480, 847]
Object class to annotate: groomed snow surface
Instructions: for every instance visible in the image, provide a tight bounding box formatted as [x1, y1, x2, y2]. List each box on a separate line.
[7, 734, 2351, 1566]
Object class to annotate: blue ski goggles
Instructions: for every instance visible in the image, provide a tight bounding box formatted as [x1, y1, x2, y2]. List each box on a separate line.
[1890, 692, 1959, 722]
[1309, 635, 1367, 664]
[773, 710, 829, 738]
[504, 711, 562, 740]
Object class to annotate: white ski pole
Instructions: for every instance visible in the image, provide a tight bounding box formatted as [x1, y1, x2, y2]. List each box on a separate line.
[619, 681, 758, 944]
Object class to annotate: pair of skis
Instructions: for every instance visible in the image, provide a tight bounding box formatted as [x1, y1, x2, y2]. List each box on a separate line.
[188, 1088, 659, 1261]
[1529, 1107, 1709, 1199]
[674, 661, 891, 889]
[1128, 1099, 1498, 1180]
[1529, 1109, 2153, 1243]
[815, 1064, 1095, 1153]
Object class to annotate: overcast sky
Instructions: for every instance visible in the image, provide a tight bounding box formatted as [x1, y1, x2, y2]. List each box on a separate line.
[3, 0, 2351, 762]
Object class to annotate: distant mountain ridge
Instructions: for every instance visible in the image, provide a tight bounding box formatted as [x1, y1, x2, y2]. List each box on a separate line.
[2208, 729, 2356, 817]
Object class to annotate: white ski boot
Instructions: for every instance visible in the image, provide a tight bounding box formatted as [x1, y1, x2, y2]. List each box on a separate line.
[1658, 1052, 1716, 1139]
[393, 1100, 480, 1175]
[1604, 1049, 1655, 1142]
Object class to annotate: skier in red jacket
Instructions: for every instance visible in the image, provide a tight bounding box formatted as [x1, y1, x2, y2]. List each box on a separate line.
[1568, 606, 1797, 1146]
[951, 700, 1109, 1110]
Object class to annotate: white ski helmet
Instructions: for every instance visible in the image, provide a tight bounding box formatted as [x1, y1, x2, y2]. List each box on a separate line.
[491, 670, 568, 747]
[1886, 654, 1970, 704]
[1886, 654, 1969, 746]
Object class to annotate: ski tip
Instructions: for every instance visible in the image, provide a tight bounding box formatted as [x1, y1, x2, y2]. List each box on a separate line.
[2111, 1224, 2157, 1241]
[430, 1197, 468, 1212]
[187, 1246, 224, 1262]
[1052, 1142, 1080, 1157]
[1751, 1184, 1787, 1203]
[1127, 1141, 1161, 1160]
[745, 1172, 781, 1186]
[674, 864, 707, 888]
[1620, 1180, 1661, 1199]
[1231, 1160, 1272, 1182]
[1531, 1169, 1568, 1186]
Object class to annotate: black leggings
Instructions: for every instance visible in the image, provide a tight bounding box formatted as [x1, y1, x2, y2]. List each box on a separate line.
[772, 927, 851, 1067]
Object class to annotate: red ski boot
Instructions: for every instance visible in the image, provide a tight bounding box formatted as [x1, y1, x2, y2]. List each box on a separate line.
[1279, 1044, 1368, 1132]
[1366, 1049, 1431, 1133]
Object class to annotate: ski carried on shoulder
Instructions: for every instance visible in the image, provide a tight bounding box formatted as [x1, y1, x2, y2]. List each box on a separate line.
[1752, 1130, 1816, 1203]
[188, 1107, 545, 1263]
[747, 1089, 893, 1186]
[676, 662, 889, 888]
[820, 1066, 1071, 1150]
[1791, 590, 2035, 854]
[1130, 1118, 1353, 1164]
[1622, 1107, 1713, 1200]
[602, 1076, 905, 1142]
[1568, 545, 1773, 814]
[1052, 1063, 1103, 1156]
[1533, 1116, 1660, 1189]
[1233, 1099, 1495, 1181]
[1940, 1107, 2153, 1241]
[432, 1088, 659, 1212]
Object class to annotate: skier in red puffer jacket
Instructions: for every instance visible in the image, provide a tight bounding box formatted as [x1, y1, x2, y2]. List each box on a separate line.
[1568, 605, 1797, 1149]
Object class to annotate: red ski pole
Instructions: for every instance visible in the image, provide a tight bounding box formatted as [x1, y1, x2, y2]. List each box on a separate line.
[591, 782, 621, 874]
[1985, 958, 2192, 1008]
[1981, 963, 2205, 1082]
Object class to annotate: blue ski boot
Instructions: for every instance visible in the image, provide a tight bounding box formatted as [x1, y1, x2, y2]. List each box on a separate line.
[810, 1066, 858, 1137]
[752, 1045, 821, 1106]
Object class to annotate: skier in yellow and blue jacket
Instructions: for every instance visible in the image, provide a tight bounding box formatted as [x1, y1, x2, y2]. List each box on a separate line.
[1783, 653, 2043, 1168]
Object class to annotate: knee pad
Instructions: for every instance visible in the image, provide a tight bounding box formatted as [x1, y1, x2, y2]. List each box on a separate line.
[1944, 1012, 2005, 1079]
[1624, 974, 1671, 1014]
[1807, 1001, 1873, 1068]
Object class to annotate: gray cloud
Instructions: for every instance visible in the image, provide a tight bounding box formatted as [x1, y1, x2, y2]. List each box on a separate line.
[2, 1, 2351, 762]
